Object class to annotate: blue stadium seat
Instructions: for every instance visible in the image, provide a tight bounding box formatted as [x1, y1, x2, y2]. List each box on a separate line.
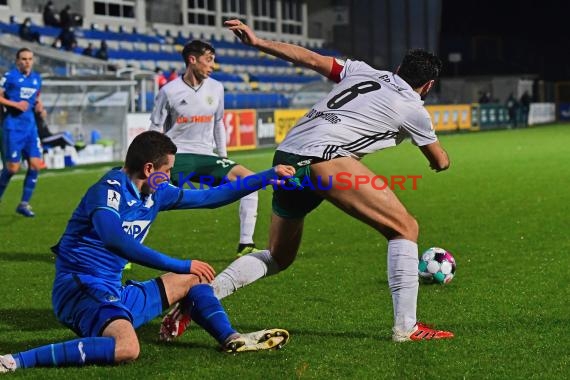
[224, 92, 290, 109]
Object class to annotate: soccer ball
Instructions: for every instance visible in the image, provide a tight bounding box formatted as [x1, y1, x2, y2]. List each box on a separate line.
[418, 247, 456, 284]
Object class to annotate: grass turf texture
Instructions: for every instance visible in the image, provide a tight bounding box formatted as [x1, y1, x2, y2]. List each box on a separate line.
[0, 124, 568, 379]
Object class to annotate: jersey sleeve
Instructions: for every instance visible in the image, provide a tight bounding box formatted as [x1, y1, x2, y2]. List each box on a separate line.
[82, 181, 125, 218]
[328, 59, 373, 83]
[0, 71, 12, 93]
[401, 108, 438, 146]
[149, 89, 169, 132]
[92, 208, 191, 274]
[213, 83, 227, 157]
[157, 168, 278, 211]
[154, 183, 184, 211]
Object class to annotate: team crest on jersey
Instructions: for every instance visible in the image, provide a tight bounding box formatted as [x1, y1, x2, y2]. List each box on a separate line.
[206, 96, 214, 105]
[107, 190, 121, 210]
[122, 220, 151, 240]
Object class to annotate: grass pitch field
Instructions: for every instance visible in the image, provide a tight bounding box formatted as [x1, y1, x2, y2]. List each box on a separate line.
[0, 124, 569, 379]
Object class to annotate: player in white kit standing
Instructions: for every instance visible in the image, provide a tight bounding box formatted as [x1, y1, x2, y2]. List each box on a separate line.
[161, 21, 454, 342]
[150, 40, 259, 257]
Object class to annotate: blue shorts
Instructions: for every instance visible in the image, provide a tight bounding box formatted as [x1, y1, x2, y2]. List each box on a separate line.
[2, 127, 42, 163]
[52, 273, 168, 337]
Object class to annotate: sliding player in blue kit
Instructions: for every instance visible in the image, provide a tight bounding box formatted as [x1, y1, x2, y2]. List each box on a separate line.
[0, 131, 293, 373]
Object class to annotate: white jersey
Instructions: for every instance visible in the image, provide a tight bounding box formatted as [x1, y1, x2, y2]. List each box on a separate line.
[277, 59, 437, 159]
[149, 77, 226, 157]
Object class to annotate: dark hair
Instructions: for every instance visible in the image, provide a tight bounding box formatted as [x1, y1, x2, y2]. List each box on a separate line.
[16, 47, 33, 59]
[125, 131, 177, 173]
[397, 49, 442, 89]
[181, 40, 215, 67]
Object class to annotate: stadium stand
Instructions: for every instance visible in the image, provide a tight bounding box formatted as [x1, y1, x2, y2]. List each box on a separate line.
[0, 14, 337, 110]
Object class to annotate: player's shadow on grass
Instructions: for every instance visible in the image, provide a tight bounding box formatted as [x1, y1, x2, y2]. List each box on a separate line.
[0, 251, 55, 264]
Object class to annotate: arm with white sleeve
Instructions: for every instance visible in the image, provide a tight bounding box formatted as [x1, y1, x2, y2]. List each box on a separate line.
[213, 85, 227, 158]
[149, 89, 170, 132]
[403, 110, 450, 172]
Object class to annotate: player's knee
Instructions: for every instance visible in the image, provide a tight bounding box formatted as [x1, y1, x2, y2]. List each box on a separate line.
[386, 214, 418, 241]
[30, 162, 43, 171]
[6, 165, 19, 174]
[272, 252, 295, 270]
[401, 214, 419, 241]
[181, 274, 203, 294]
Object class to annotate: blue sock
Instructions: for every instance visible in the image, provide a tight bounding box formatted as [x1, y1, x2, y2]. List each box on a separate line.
[21, 169, 38, 203]
[14, 337, 115, 368]
[0, 169, 14, 199]
[186, 284, 236, 344]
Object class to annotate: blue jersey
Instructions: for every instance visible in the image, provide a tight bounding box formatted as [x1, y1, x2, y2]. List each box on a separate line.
[0, 68, 42, 130]
[53, 168, 184, 283]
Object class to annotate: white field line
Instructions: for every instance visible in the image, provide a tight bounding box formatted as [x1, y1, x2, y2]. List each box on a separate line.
[6, 166, 114, 181]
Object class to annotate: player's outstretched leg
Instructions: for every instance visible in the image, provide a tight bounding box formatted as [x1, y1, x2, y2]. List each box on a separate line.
[392, 322, 454, 342]
[159, 250, 281, 342]
[224, 329, 290, 353]
[0, 336, 115, 372]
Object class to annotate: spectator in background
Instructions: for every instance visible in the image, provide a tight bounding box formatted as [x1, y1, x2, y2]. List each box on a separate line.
[43, 1, 60, 28]
[19, 18, 41, 44]
[506, 93, 519, 128]
[55, 27, 77, 51]
[60, 5, 72, 29]
[478, 91, 491, 104]
[82, 42, 94, 57]
[95, 40, 108, 61]
[34, 104, 75, 150]
[165, 67, 179, 82]
[155, 67, 168, 88]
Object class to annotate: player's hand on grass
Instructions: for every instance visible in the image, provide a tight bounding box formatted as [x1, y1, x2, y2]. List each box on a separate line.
[13, 100, 30, 112]
[190, 260, 215, 282]
[224, 19, 258, 46]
